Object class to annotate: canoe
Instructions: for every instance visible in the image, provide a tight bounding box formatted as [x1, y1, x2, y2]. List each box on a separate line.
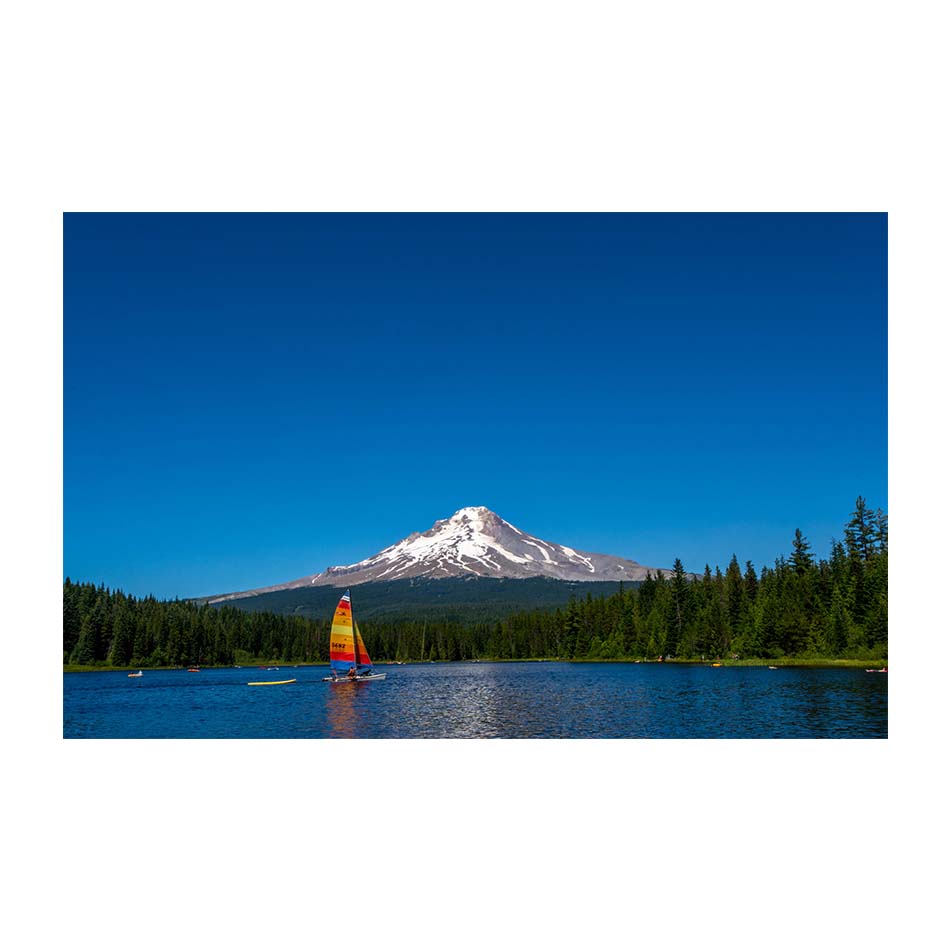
[247, 679, 297, 686]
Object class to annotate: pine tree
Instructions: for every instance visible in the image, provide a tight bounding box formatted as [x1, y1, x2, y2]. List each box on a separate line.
[845, 496, 876, 562]
[873, 509, 888, 553]
[825, 584, 852, 655]
[71, 615, 98, 665]
[725, 554, 743, 642]
[620, 590, 637, 656]
[667, 558, 689, 656]
[696, 565, 715, 657]
[109, 601, 134, 666]
[564, 598, 581, 657]
[790, 529, 814, 576]
[638, 572, 657, 616]
[63, 580, 82, 658]
[743, 561, 758, 603]
[864, 587, 888, 651]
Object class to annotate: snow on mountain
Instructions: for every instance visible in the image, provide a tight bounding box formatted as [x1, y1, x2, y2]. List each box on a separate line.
[207, 507, 672, 603]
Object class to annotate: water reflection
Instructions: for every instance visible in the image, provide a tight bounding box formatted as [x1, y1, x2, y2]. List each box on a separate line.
[324, 681, 366, 738]
[389, 663, 507, 737]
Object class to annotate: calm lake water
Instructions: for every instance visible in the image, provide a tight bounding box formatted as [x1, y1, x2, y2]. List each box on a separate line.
[63, 662, 887, 738]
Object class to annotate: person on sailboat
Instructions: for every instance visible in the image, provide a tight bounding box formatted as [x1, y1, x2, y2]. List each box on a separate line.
[347, 667, 357, 679]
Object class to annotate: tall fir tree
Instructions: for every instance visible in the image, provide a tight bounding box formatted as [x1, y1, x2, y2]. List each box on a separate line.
[845, 496, 876, 562]
[725, 554, 743, 642]
[667, 558, 689, 656]
[790, 528, 814, 576]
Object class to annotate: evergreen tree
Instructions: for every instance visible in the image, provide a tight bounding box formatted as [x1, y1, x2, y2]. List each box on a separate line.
[825, 584, 853, 655]
[725, 554, 743, 644]
[108, 598, 134, 666]
[696, 566, 715, 657]
[667, 558, 689, 656]
[563, 597, 581, 658]
[63, 580, 82, 658]
[71, 614, 99, 665]
[845, 496, 876, 562]
[873, 509, 888, 553]
[743, 561, 758, 603]
[790, 529, 814, 576]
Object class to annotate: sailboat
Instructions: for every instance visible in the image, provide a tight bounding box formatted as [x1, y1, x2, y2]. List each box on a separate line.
[322, 590, 386, 683]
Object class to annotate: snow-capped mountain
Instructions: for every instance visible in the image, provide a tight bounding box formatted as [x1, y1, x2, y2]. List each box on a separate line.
[208, 507, 671, 603]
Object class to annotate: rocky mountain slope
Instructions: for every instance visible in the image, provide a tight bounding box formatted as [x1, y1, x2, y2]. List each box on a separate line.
[207, 506, 671, 604]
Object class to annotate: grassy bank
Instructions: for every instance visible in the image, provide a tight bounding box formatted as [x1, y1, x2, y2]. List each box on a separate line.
[719, 656, 886, 668]
[63, 656, 887, 673]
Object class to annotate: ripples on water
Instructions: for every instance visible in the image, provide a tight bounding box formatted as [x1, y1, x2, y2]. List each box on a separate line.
[63, 662, 887, 739]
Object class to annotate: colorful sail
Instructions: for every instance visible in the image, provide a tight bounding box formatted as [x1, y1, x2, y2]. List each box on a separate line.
[354, 622, 372, 668]
[328, 591, 373, 676]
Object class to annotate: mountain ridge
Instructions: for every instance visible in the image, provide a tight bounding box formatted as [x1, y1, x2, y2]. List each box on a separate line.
[206, 506, 674, 605]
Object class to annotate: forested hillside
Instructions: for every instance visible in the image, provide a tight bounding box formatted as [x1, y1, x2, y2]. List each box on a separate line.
[197, 576, 637, 622]
[64, 498, 886, 666]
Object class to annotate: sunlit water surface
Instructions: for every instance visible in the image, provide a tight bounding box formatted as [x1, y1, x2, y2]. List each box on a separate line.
[63, 662, 887, 738]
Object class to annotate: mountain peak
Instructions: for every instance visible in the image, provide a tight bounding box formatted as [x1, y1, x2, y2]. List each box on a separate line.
[309, 506, 666, 587]
[448, 505, 493, 522]
[443, 506, 506, 533]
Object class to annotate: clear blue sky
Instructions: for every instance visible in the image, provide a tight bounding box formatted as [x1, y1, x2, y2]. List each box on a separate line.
[64, 213, 887, 598]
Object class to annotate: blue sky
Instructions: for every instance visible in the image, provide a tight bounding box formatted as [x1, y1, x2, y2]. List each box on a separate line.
[64, 213, 887, 598]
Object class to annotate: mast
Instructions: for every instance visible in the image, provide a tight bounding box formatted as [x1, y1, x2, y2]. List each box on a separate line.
[421, 619, 426, 662]
[352, 591, 360, 674]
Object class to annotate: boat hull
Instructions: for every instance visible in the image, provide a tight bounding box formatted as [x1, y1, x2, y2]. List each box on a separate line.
[323, 673, 387, 683]
[247, 679, 297, 686]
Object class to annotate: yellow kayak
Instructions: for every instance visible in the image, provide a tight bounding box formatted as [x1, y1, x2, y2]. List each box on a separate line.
[247, 679, 297, 686]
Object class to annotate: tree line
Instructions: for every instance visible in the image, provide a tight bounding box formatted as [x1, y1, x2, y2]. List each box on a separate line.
[64, 497, 886, 666]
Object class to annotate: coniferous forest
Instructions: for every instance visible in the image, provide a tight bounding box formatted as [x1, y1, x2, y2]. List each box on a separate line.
[63, 498, 887, 667]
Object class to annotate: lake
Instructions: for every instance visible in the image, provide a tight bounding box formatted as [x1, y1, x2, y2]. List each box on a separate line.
[62, 662, 887, 738]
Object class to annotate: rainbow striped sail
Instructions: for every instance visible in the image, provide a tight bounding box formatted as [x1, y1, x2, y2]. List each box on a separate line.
[327, 590, 376, 679]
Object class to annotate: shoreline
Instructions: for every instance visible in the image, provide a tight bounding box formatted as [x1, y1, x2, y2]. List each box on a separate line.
[63, 656, 886, 673]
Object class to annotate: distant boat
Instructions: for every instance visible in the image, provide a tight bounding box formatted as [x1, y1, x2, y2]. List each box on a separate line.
[710, 662, 722, 667]
[248, 679, 296, 686]
[768, 666, 778, 670]
[128, 671, 143, 678]
[322, 590, 386, 683]
[866, 667, 888, 673]
[187, 668, 200, 672]
[266, 667, 280, 671]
